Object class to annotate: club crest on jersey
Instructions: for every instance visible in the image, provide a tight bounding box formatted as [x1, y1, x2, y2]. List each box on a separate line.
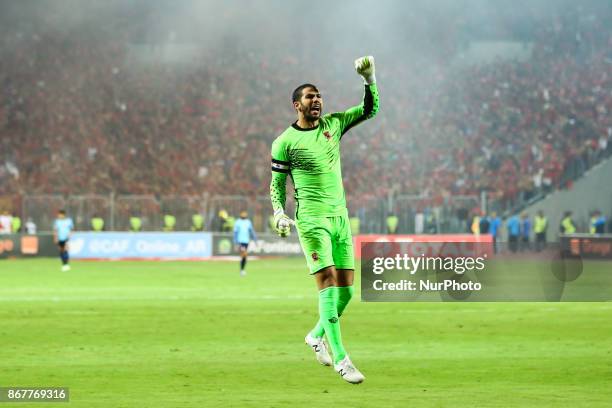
[311, 252, 319, 261]
[323, 131, 332, 140]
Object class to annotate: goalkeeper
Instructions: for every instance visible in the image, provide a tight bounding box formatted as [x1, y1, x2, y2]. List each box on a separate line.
[270, 57, 379, 384]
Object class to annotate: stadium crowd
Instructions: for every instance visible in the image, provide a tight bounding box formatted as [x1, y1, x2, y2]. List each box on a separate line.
[1, 2, 611, 219]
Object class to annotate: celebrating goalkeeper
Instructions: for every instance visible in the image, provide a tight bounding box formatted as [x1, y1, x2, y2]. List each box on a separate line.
[269, 56, 379, 384]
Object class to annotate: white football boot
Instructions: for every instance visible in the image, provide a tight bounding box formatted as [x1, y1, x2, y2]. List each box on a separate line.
[304, 333, 332, 366]
[334, 356, 365, 384]
[61, 265, 71, 272]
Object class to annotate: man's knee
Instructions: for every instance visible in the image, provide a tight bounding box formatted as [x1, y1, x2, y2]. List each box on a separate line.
[335, 269, 354, 287]
[315, 266, 337, 289]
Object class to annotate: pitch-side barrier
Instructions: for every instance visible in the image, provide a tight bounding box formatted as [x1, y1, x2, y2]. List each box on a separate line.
[5, 232, 610, 261]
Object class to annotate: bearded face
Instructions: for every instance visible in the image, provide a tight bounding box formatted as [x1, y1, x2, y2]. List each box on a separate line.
[295, 87, 323, 122]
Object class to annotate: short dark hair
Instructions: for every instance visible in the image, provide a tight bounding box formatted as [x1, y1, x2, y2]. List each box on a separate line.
[58, 209, 66, 215]
[292, 83, 318, 104]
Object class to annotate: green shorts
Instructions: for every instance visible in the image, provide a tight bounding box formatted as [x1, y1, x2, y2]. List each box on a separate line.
[296, 213, 355, 274]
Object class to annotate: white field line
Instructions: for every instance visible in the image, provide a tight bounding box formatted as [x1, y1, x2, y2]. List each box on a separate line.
[0, 294, 308, 302]
[0, 295, 610, 312]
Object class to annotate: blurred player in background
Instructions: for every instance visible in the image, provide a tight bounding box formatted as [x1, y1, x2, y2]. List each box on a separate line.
[233, 210, 257, 276]
[270, 56, 379, 384]
[53, 209, 74, 272]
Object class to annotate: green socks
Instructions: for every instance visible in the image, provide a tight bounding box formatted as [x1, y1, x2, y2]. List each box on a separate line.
[313, 286, 354, 363]
[318, 287, 346, 363]
[311, 286, 354, 338]
[337, 286, 355, 317]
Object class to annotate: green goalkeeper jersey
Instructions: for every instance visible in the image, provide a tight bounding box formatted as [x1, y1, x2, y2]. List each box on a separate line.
[270, 83, 379, 219]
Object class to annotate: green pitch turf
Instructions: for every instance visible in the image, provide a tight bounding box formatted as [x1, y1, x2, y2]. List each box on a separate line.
[1, 258, 611, 407]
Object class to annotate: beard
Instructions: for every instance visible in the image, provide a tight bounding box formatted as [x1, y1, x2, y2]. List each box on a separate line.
[299, 103, 321, 122]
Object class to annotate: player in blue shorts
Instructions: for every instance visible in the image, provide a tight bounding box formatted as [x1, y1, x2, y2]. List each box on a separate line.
[53, 209, 74, 272]
[233, 210, 257, 276]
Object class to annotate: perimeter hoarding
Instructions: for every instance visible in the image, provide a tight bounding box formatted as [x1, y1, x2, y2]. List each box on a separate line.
[68, 232, 213, 259]
[0, 234, 57, 259]
[213, 233, 303, 256]
[560, 234, 612, 259]
[353, 234, 494, 259]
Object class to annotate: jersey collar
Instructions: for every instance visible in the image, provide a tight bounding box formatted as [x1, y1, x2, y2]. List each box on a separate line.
[291, 121, 320, 131]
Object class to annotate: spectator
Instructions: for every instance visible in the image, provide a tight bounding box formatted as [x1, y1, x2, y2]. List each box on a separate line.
[520, 212, 531, 251]
[533, 210, 547, 252]
[25, 217, 37, 234]
[507, 215, 520, 253]
[0, 210, 12, 234]
[0, 1, 609, 221]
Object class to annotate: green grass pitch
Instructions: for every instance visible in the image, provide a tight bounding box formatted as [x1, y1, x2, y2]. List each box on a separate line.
[1, 258, 611, 407]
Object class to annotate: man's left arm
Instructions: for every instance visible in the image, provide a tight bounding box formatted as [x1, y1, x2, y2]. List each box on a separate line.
[336, 56, 380, 136]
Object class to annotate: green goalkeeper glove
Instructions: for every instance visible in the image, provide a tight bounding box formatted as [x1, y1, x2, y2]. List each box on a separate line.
[354, 56, 376, 85]
[273, 209, 295, 238]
